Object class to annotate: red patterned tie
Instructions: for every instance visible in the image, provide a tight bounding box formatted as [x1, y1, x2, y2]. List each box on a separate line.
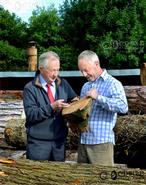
[47, 84, 55, 103]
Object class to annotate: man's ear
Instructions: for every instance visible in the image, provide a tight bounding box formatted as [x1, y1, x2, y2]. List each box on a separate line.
[95, 61, 99, 65]
[95, 61, 100, 69]
[38, 66, 43, 72]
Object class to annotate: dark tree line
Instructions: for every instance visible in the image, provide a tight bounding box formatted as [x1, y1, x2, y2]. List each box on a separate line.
[0, 0, 146, 71]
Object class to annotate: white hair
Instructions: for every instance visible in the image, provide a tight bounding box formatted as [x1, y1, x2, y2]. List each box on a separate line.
[38, 51, 60, 68]
[78, 50, 99, 64]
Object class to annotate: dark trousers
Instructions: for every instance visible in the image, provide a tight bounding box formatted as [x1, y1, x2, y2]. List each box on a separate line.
[26, 135, 66, 161]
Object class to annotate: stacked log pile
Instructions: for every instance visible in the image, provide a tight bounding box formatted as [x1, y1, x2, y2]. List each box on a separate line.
[0, 157, 146, 185]
[0, 91, 23, 137]
[0, 67, 146, 184]
[0, 102, 23, 133]
[124, 86, 146, 114]
[114, 115, 146, 168]
[5, 114, 146, 168]
[113, 86, 146, 168]
[1, 86, 146, 169]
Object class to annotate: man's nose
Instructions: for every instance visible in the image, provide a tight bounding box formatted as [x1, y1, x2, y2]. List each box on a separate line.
[53, 71, 59, 76]
[82, 71, 87, 77]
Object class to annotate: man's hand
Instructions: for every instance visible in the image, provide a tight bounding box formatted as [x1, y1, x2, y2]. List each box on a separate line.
[51, 99, 70, 111]
[86, 88, 98, 100]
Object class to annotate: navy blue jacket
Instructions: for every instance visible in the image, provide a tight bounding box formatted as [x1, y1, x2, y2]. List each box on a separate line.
[23, 75, 77, 141]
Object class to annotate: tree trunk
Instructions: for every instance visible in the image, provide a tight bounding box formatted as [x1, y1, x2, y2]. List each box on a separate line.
[0, 157, 145, 185]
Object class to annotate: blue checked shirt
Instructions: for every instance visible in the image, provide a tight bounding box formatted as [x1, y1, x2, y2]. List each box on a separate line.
[80, 70, 128, 145]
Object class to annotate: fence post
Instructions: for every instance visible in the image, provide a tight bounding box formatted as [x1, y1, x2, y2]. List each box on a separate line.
[27, 41, 37, 71]
[140, 62, 146, 85]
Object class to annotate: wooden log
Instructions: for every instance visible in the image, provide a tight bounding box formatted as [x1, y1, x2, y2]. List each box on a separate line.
[4, 119, 26, 149]
[0, 94, 23, 136]
[62, 97, 92, 132]
[3, 118, 78, 151]
[124, 86, 146, 114]
[3, 117, 80, 152]
[0, 157, 146, 185]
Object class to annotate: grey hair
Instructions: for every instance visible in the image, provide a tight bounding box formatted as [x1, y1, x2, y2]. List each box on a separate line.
[78, 50, 99, 64]
[38, 51, 60, 68]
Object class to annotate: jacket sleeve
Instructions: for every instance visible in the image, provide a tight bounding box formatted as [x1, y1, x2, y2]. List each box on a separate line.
[23, 85, 53, 124]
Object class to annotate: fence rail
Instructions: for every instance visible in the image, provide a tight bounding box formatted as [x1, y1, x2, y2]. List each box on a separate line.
[0, 69, 140, 78]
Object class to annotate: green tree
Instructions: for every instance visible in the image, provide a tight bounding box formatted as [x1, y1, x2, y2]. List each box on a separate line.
[0, 41, 27, 71]
[0, 6, 28, 48]
[28, 6, 78, 70]
[60, 0, 146, 69]
[0, 6, 28, 71]
[28, 6, 62, 51]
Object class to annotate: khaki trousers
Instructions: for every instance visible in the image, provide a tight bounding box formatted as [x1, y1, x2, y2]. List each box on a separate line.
[77, 142, 114, 166]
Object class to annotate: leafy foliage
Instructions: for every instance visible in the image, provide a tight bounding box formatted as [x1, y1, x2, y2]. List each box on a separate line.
[60, 0, 146, 69]
[0, 6, 28, 48]
[0, 6, 28, 71]
[0, 0, 146, 71]
[0, 41, 27, 71]
[28, 6, 61, 49]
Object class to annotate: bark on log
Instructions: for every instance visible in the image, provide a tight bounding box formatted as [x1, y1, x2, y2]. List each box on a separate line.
[124, 86, 146, 114]
[0, 157, 146, 185]
[4, 119, 26, 149]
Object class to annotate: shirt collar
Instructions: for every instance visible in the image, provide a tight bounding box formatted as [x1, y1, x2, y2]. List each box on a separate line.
[100, 69, 108, 81]
[88, 69, 108, 87]
[39, 74, 55, 89]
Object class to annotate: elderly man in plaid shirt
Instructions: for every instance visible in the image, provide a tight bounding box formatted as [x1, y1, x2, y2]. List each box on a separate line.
[77, 50, 128, 166]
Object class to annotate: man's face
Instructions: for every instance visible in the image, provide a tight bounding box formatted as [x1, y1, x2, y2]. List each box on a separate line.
[78, 59, 99, 81]
[40, 59, 60, 83]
